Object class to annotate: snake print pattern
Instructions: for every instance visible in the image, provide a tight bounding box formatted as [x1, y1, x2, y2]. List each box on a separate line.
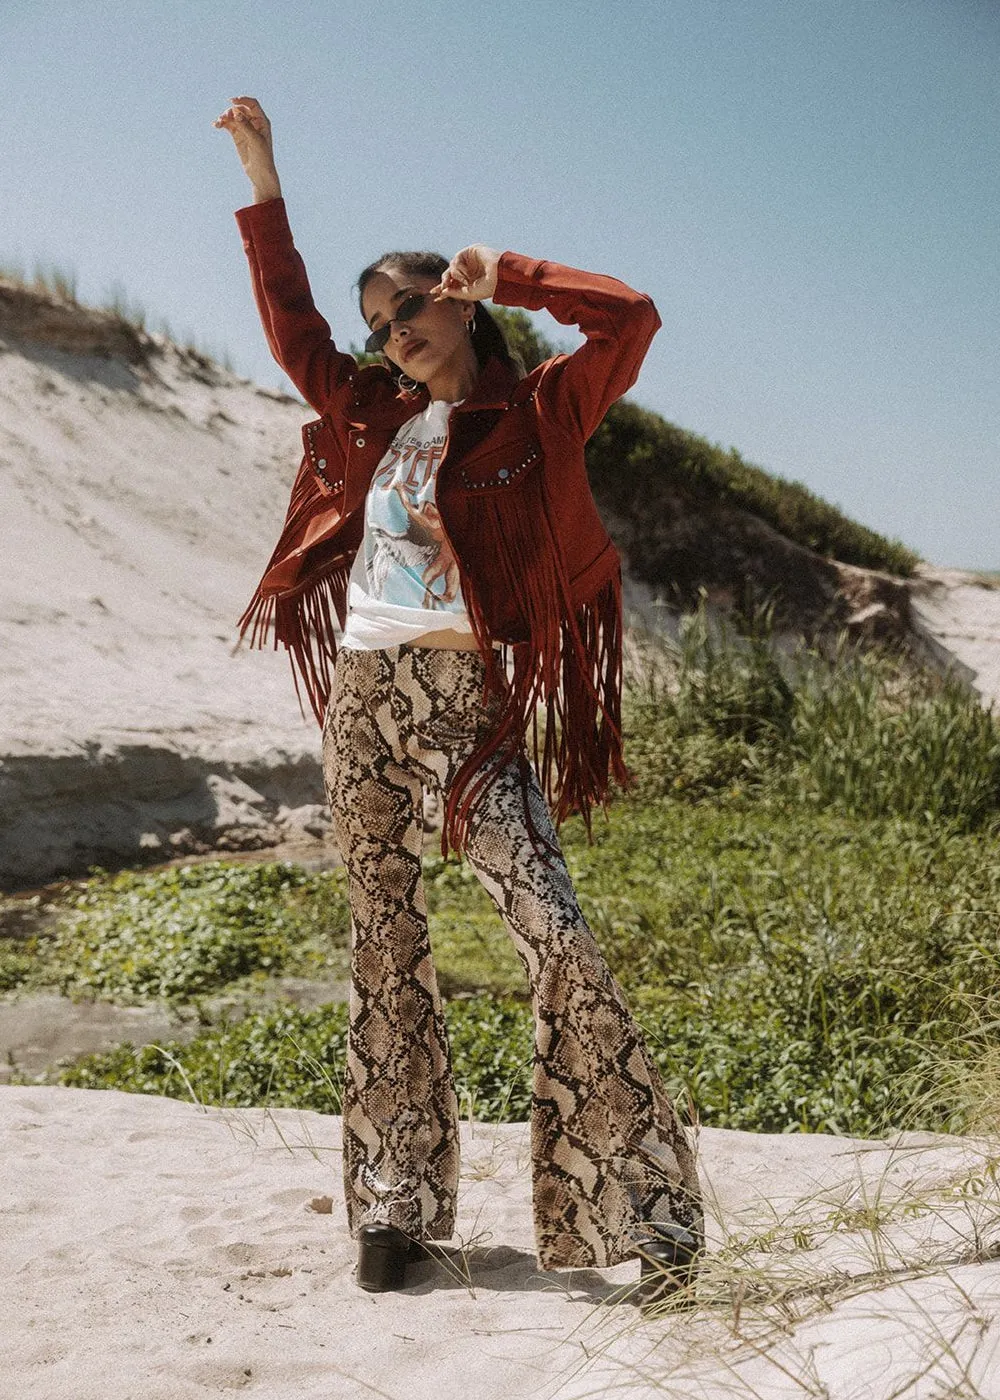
[322, 642, 702, 1270]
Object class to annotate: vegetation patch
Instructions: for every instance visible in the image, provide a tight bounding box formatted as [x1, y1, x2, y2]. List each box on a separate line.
[57, 996, 534, 1123]
[12, 616, 1000, 1143]
[43, 861, 352, 1002]
[491, 307, 917, 577]
[587, 400, 919, 577]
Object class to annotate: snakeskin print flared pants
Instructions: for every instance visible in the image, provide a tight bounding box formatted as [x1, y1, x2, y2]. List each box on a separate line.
[322, 642, 702, 1270]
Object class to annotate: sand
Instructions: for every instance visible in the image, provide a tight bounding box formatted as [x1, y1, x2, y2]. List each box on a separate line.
[909, 565, 1000, 708]
[2, 1086, 999, 1400]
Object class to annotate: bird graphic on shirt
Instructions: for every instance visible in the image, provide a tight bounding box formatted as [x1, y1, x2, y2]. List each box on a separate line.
[366, 483, 461, 608]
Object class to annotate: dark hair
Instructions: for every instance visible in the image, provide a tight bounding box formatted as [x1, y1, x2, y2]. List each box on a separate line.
[356, 251, 523, 386]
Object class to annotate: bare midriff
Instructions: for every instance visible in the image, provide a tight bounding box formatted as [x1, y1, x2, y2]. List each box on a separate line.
[408, 627, 482, 651]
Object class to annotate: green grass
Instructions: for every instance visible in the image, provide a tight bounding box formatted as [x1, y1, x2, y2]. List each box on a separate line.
[50, 801, 999, 1133]
[22, 861, 352, 1003]
[587, 400, 920, 576]
[57, 996, 535, 1123]
[8, 614, 1000, 1140]
[623, 609, 1000, 827]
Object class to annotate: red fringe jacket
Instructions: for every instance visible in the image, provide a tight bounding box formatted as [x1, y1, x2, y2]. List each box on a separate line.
[235, 198, 661, 860]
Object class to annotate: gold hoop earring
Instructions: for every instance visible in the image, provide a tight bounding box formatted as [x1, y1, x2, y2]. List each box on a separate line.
[469, 313, 477, 335]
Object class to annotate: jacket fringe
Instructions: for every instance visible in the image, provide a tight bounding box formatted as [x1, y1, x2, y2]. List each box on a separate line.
[237, 465, 635, 860]
[234, 453, 353, 725]
[441, 470, 636, 863]
[236, 558, 351, 726]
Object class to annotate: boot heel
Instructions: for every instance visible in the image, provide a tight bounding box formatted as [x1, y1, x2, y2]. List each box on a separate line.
[634, 1222, 701, 1311]
[357, 1224, 411, 1292]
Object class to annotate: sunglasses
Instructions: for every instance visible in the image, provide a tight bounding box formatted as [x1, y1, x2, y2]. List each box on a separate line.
[364, 292, 429, 355]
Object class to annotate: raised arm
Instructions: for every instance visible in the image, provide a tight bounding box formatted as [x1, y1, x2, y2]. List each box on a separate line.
[214, 96, 357, 412]
[493, 253, 661, 442]
[431, 242, 660, 442]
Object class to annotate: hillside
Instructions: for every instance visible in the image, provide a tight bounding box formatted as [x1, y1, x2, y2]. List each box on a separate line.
[0, 277, 995, 886]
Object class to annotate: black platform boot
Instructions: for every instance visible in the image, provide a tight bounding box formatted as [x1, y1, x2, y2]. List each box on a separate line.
[633, 1222, 702, 1312]
[356, 1224, 423, 1293]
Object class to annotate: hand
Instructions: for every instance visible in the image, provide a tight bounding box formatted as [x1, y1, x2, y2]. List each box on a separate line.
[430, 245, 501, 303]
[213, 95, 281, 201]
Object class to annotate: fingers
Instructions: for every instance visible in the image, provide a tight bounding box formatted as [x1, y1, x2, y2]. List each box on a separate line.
[446, 254, 473, 292]
[429, 246, 496, 302]
[212, 96, 270, 133]
[432, 252, 480, 301]
[430, 270, 465, 301]
[213, 104, 246, 132]
[231, 101, 262, 131]
[443, 267, 469, 296]
[230, 95, 269, 122]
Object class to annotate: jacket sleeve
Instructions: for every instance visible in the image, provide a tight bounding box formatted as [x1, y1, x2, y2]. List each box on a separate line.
[491, 251, 661, 442]
[234, 197, 357, 414]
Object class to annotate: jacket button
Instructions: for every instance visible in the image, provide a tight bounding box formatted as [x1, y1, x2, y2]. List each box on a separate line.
[356, 437, 366, 448]
[498, 468, 509, 479]
[317, 458, 327, 468]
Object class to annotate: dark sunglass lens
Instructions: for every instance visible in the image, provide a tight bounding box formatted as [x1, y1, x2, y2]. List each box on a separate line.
[363, 294, 426, 354]
[396, 293, 425, 322]
[364, 325, 391, 354]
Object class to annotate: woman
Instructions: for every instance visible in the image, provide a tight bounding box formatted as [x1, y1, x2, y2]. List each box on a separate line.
[215, 96, 702, 1305]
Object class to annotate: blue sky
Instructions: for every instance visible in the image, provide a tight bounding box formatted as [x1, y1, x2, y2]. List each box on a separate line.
[3, 0, 996, 568]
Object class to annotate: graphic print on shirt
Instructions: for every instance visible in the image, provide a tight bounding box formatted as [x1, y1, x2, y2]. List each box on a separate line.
[361, 405, 463, 611]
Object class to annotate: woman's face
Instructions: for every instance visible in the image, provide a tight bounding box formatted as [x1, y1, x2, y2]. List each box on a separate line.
[361, 266, 474, 383]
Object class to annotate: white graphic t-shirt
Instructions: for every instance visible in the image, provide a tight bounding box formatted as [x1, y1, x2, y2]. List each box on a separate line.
[339, 399, 475, 650]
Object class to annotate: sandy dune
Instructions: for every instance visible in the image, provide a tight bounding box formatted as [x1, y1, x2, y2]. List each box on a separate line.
[0, 312, 329, 885]
[3, 286, 999, 886]
[0, 320, 309, 752]
[909, 565, 1000, 708]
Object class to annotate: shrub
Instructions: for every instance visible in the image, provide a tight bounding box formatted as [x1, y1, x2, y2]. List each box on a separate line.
[621, 612, 1000, 830]
[587, 400, 919, 575]
[790, 646, 1000, 828]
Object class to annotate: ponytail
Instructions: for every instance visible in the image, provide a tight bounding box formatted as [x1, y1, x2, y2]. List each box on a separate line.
[471, 303, 524, 379]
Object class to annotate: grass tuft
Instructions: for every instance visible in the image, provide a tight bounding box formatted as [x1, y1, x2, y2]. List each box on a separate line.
[0, 256, 236, 368]
[43, 860, 351, 1002]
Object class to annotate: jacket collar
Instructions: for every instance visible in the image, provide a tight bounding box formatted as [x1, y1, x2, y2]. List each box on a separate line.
[345, 355, 520, 430]
[458, 355, 521, 411]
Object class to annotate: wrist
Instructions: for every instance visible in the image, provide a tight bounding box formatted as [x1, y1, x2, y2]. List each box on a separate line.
[252, 174, 282, 203]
